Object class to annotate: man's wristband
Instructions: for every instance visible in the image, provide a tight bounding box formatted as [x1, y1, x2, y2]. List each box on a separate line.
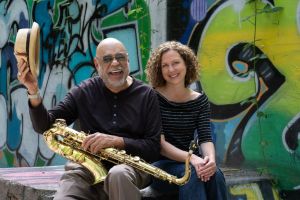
[27, 90, 40, 99]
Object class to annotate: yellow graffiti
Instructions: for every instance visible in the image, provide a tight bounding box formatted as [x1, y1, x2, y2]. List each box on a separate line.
[230, 183, 263, 199]
[272, 188, 280, 200]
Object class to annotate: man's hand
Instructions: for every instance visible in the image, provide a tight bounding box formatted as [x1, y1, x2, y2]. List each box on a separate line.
[82, 132, 124, 154]
[17, 59, 39, 94]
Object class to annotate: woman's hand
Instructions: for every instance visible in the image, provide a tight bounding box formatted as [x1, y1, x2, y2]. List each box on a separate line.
[190, 154, 216, 182]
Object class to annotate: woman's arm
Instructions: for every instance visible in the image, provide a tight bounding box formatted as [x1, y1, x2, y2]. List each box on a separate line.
[200, 141, 216, 163]
[160, 135, 189, 162]
[160, 135, 207, 169]
[197, 141, 217, 181]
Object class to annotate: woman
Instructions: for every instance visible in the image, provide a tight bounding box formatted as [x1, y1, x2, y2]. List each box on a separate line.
[146, 41, 227, 200]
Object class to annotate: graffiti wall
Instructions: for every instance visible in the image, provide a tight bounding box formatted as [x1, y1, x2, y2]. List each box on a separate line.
[0, 0, 162, 167]
[167, 0, 300, 194]
[228, 181, 280, 200]
[0, 0, 300, 197]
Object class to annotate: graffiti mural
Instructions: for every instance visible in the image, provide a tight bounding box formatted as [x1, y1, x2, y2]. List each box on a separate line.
[1, 0, 300, 197]
[229, 182, 280, 200]
[0, 0, 152, 167]
[173, 0, 300, 194]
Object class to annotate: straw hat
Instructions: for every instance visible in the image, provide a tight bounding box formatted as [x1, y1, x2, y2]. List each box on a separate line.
[14, 22, 40, 77]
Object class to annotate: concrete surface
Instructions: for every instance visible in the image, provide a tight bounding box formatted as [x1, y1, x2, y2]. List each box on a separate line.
[0, 165, 278, 200]
[0, 166, 63, 200]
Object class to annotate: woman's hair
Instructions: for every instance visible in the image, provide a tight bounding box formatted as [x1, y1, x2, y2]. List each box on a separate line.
[145, 41, 199, 88]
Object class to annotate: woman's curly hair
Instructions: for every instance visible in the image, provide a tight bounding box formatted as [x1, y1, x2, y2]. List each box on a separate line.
[145, 41, 199, 88]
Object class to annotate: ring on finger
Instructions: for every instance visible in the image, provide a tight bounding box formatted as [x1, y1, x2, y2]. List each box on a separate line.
[17, 72, 22, 76]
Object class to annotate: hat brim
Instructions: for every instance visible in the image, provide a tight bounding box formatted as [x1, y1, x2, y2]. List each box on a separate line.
[14, 22, 40, 77]
[29, 22, 40, 77]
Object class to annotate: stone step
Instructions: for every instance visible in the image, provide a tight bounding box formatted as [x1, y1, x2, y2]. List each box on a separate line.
[0, 165, 278, 200]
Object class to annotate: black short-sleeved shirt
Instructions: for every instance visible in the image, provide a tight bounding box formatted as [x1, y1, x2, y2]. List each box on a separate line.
[29, 76, 161, 162]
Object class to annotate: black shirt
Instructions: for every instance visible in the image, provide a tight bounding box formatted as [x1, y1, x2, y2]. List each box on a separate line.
[29, 76, 161, 162]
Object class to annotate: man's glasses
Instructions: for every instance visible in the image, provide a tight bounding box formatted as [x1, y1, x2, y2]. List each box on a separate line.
[97, 52, 128, 65]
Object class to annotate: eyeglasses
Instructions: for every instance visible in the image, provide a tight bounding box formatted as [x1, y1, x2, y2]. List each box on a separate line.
[96, 52, 128, 65]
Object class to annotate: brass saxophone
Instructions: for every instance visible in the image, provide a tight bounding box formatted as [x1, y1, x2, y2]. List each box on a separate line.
[43, 119, 196, 185]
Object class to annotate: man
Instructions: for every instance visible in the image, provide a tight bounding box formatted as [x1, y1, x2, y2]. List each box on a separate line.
[17, 38, 161, 200]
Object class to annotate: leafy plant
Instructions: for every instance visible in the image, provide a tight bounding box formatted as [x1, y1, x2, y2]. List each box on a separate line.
[242, 0, 283, 180]
[242, 0, 283, 113]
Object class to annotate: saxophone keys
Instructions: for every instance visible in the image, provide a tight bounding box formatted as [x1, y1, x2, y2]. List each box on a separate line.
[61, 146, 73, 156]
[119, 150, 126, 155]
[74, 152, 85, 163]
[132, 156, 140, 162]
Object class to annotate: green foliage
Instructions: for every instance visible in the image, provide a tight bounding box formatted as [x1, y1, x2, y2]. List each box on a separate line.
[243, 0, 284, 106]
[257, 111, 268, 119]
[261, 4, 283, 13]
[243, 0, 284, 177]
[243, 1, 283, 24]
[248, 53, 267, 62]
[128, 6, 143, 17]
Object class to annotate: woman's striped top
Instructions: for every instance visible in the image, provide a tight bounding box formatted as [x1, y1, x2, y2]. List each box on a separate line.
[157, 91, 213, 153]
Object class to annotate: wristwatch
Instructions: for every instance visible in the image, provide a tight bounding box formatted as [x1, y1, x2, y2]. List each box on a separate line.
[27, 90, 40, 99]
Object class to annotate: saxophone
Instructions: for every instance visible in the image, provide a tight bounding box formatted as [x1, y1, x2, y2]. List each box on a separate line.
[43, 119, 196, 185]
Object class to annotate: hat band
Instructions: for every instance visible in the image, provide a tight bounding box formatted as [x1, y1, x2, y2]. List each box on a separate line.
[26, 30, 31, 65]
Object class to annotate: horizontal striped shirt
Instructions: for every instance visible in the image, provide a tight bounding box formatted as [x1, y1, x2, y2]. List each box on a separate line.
[157, 91, 212, 154]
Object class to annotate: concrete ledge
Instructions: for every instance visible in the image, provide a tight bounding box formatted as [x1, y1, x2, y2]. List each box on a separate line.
[141, 167, 274, 200]
[0, 166, 64, 200]
[0, 166, 276, 200]
[221, 167, 272, 185]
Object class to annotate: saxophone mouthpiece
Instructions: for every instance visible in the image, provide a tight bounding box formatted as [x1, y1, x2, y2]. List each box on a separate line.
[189, 129, 199, 155]
[189, 129, 199, 154]
[188, 140, 198, 155]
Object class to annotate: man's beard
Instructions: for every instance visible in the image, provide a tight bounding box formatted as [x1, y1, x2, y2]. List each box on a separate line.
[100, 71, 129, 92]
[98, 66, 129, 91]
[104, 76, 127, 89]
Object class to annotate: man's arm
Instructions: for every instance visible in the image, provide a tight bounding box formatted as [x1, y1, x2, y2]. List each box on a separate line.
[29, 88, 79, 134]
